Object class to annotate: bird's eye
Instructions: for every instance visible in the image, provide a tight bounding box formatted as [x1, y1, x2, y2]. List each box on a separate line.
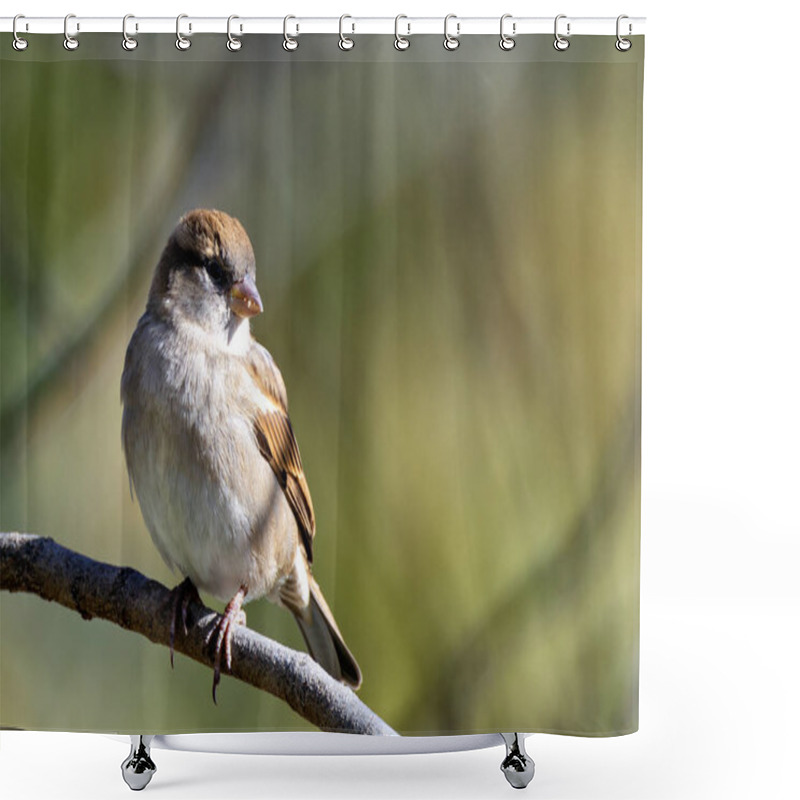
[203, 258, 226, 287]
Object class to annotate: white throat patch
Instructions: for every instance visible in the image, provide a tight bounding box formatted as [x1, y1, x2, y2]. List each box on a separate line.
[225, 316, 252, 355]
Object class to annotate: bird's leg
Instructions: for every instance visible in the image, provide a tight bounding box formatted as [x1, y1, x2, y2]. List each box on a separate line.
[168, 577, 202, 668]
[205, 585, 248, 704]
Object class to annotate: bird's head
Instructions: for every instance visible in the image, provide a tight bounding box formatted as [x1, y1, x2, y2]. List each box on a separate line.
[148, 209, 263, 343]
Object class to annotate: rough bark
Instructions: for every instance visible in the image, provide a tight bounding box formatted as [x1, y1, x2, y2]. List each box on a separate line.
[0, 532, 396, 736]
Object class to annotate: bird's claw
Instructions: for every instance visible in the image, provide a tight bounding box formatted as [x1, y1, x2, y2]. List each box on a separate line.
[204, 587, 247, 704]
[168, 577, 201, 668]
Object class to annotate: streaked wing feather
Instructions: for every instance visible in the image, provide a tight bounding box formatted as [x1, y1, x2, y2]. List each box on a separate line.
[246, 344, 316, 562]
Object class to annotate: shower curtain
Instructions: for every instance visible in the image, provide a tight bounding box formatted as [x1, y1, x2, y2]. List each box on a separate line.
[0, 30, 643, 738]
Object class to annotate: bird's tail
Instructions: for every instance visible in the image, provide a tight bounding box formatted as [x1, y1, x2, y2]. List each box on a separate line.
[294, 577, 362, 690]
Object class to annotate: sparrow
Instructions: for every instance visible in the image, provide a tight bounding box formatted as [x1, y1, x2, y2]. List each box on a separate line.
[121, 208, 361, 700]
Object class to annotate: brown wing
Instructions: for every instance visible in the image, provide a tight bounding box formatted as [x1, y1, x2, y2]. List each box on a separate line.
[246, 344, 316, 563]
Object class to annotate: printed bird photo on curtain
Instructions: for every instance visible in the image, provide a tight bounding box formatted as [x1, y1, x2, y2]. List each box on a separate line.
[0, 33, 643, 737]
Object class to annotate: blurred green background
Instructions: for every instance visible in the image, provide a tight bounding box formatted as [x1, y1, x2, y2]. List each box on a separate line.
[1, 35, 642, 735]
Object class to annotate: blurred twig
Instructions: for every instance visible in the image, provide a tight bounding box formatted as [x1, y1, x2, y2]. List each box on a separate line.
[403, 393, 640, 729]
[0, 532, 396, 736]
[0, 66, 234, 447]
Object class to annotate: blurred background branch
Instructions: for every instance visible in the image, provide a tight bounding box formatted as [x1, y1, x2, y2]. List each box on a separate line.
[0, 532, 396, 736]
[0, 64, 234, 448]
[401, 395, 640, 730]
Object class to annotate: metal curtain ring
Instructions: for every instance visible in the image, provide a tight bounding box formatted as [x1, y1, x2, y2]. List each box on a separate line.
[394, 14, 410, 51]
[443, 14, 460, 51]
[283, 15, 299, 51]
[499, 14, 516, 51]
[176, 14, 191, 50]
[122, 14, 138, 51]
[227, 15, 242, 51]
[12, 14, 28, 51]
[339, 14, 354, 50]
[63, 13, 79, 51]
[616, 15, 632, 51]
[553, 14, 570, 51]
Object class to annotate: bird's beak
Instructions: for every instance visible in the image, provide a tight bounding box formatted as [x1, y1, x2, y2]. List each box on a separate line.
[229, 275, 263, 318]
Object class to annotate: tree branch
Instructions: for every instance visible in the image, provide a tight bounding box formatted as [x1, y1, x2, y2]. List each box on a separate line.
[0, 532, 396, 736]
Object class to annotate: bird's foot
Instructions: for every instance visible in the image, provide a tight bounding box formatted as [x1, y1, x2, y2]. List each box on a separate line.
[205, 586, 248, 704]
[168, 577, 202, 668]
